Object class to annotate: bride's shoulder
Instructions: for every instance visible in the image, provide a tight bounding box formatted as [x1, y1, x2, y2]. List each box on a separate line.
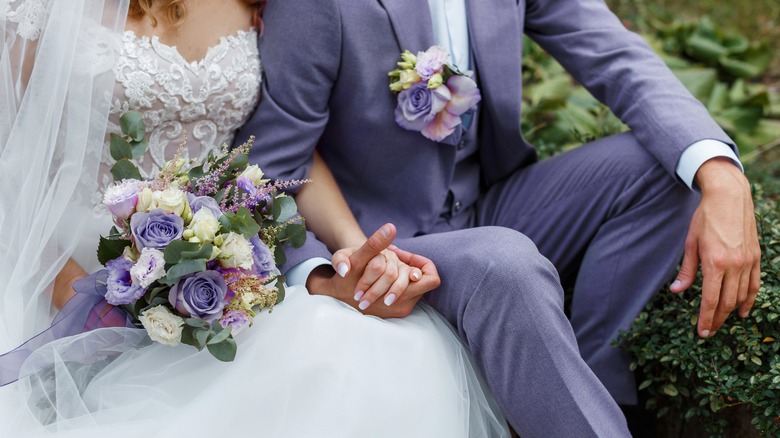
[3, 0, 49, 40]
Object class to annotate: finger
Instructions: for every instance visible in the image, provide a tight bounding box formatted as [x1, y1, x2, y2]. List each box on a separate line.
[350, 224, 396, 268]
[710, 268, 741, 335]
[736, 264, 750, 310]
[357, 255, 400, 311]
[382, 263, 411, 307]
[740, 260, 761, 318]
[671, 239, 699, 293]
[409, 267, 422, 282]
[352, 254, 387, 304]
[389, 246, 435, 272]
[331, 250, 352, 278]
[698, 265, 724, 338]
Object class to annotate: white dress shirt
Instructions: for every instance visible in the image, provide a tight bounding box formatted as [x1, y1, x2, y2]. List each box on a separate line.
[286, 0, 743, 285]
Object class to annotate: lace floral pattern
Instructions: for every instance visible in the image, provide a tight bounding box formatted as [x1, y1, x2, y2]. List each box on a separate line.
[100, 29, 262, 203]
[3, 0, 49, 40]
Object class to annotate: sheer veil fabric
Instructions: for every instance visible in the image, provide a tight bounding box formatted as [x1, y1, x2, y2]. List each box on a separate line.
[0, 2, 510, 436]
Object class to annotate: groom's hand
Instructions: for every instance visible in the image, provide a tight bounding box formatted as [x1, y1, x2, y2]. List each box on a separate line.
[306, 224, 438, 318]
[671, 158, 761, 338]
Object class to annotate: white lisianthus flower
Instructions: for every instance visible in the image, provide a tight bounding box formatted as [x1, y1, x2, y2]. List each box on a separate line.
[188, 208, 220, 243]
[136, 187, 155, 212]
[139, 305, 184, 346]
[130, 248, 166, 288]
[219, 232, 254, 270]
[240, 164, 267, 186]
[103, 179, 143, 219]
[153, 187, 188, 216]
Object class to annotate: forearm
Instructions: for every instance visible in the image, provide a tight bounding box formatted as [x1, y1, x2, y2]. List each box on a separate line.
[296, 151, 367, 251]
[52, 258, 87, 309]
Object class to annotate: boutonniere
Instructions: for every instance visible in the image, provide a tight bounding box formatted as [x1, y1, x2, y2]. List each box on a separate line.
[389, 45, 481, 142]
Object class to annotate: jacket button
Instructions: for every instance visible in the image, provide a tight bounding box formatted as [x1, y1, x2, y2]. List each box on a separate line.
[457, 140, 466, 150]
[454, 201, 462, 212]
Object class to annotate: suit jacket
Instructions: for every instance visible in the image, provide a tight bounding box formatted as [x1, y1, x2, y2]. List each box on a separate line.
[236, 0, 732, 271]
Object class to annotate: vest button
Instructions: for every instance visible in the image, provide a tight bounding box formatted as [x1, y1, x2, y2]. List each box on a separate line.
[457, 140, 466, 150]
[454, 201, 462, 212]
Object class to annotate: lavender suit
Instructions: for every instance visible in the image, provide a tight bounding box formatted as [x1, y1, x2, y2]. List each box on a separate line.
[236, 0, 734, 435]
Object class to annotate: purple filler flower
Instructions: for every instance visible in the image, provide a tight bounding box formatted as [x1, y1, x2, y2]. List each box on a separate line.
[105, 257, 145, 305]
[168, 271, 228, 322]
[219, 309, 250, 334]
[235, 175, 256, 194]
[250, 235, 277, 277]
[186, 193, 223, 218]
[130, 208, 184, 251]
[394, 83, 450, 132]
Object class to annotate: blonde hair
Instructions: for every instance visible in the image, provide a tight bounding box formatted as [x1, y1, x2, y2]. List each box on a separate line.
[129, 0, 266, 28]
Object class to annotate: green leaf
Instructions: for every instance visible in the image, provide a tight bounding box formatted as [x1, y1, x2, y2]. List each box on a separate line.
[207, 327, 231, 345]
[159, 259, 207, 285]
[194, 328, 209, 349]
[180, 326, 198, 349]
[286, 222, 307, 248]
[119, 111, 146, 142]
[185, 318, 209, 329]
[111, 159, 142, 181]
[275, 196, 298, 223]
[130, 139, 149, 159]
[207, 338, 237, 362]
[638, 380, 653, 391]
[97, 236, 132, 266]
[751, 356, 763, 366]
[221, 207, 261, 239]
[275, 278, 286, 304]
[274, 244, 287, 266]
[662, 383, 679, 397]
[164, 241, 214, 264]
[109, 134, 133, 161]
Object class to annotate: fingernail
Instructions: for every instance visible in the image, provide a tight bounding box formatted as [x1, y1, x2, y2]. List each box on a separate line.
[384, 294, 397, 306]
[671, 280, 681, 289]
[380, 225, 390, 238]
[354, 290, 365, 302]
[742, 310, 750, 318]
[411, 271, 421, 280]
[701, 330, 710, 338]
[359, 300, 370, 310]
[337, 262, 348, 278]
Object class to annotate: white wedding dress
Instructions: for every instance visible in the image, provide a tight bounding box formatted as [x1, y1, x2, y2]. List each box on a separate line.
[0, 1, 509, 437]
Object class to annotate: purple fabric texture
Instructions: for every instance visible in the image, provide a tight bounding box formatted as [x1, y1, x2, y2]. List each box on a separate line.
[0, 271, 136, 387]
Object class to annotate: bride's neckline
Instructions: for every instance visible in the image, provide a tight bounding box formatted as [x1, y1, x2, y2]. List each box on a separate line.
[123, 28, 256, 70]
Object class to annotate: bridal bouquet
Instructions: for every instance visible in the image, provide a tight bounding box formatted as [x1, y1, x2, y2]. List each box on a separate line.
[97, 112, 306, 361]
[388, 45, 481, 142]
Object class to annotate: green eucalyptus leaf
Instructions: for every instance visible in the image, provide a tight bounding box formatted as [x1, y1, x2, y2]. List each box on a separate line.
[207, 337, 237, 362]
[119, 111, 146, 142]
[111, 159, 142, 181]
[130, 139, 149, 159]
[194, 328, 209, 349]
[159, 259, 207, 285]
[109, 134, 133, 161]
[207, 327, 231, 345]
[275, 196, 298, 222]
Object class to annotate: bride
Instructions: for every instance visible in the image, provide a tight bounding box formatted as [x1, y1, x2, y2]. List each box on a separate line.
[0, 0, 509, 436]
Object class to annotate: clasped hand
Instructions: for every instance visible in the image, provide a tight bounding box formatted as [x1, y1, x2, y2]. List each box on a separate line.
[307, 224, 440, 318]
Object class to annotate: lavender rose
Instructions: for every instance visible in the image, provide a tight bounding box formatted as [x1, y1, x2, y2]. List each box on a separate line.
[105, 257, 145, 305]
[394, 82, 450, 132]
[130, 208, 184, 250]
[168, 271, 228, 322]
[186, 193, 223, 218]
[250, 235, 277, 277]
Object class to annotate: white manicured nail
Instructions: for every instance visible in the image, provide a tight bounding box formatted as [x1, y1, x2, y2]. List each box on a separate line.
[671, 280, 681, 288]
[359, 300, 370, 310]
[384, 294, 397, 306]
[337, 262, 348, 278]
[354, 290, 365, 302]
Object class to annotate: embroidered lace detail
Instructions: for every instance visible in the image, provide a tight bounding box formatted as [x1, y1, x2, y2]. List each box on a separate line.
[100, 29, 262, 205]
[4, 0, 48, 40]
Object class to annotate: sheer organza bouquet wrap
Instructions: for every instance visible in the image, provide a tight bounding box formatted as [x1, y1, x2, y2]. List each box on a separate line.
[95, 111, 306, 361]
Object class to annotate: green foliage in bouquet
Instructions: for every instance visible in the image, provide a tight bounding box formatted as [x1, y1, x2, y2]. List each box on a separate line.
[617, 189, 780, 436]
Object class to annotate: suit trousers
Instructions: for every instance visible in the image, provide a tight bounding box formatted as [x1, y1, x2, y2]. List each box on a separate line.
[397, 132, 697, 436]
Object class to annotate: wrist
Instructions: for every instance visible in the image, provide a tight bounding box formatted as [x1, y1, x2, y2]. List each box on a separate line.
[306, 265, 336, 296]
[695, 157, 748, 194]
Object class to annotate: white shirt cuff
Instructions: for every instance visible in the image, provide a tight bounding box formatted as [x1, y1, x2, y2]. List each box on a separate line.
[676, 139, 743, 190]
[285, 257, 332, 287]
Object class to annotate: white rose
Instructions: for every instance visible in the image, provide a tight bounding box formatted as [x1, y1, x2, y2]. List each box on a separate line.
[219, 232, 254, 270]
[130, 248, 167, 288]
[139, 305, 184, 346]
[153, 187, 188, 216]
[240, 164, 266, 186]
[136, 187, 155, 212]
[188, 208, 220, 243]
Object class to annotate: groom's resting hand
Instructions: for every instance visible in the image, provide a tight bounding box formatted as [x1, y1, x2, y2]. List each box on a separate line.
[671, 157, 761, 338]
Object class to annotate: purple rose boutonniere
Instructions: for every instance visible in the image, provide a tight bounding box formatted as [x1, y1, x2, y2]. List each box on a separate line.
[389, 45, 481, 142]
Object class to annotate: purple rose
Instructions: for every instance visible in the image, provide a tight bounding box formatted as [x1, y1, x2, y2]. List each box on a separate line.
[105, 257, 145, 305]
[219, 310, 250, 334]
[250, 235, 277, 277]
[168, 271, 228, 322]
[186, 193, 223, 218]
[394, 82, 450, 132]
[130, 208, 184, 251]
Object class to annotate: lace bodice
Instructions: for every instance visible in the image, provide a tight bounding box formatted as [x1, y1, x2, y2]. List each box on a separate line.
[99, 29, 262, 200]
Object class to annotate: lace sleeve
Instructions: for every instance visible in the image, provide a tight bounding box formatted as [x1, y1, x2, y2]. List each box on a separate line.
[3, 0, 49, 40]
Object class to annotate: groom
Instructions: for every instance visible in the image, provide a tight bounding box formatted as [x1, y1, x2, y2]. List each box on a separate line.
[238, 0, 760, 435]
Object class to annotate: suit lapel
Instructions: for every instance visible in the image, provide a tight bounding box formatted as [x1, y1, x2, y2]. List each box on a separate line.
[377, 0, 435, 53]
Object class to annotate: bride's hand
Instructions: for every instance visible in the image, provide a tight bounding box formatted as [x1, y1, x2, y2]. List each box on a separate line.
[53, 258, 88, 309]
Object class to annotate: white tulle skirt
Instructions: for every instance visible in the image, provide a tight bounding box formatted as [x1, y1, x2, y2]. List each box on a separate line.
[0, 284, 509, 437]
